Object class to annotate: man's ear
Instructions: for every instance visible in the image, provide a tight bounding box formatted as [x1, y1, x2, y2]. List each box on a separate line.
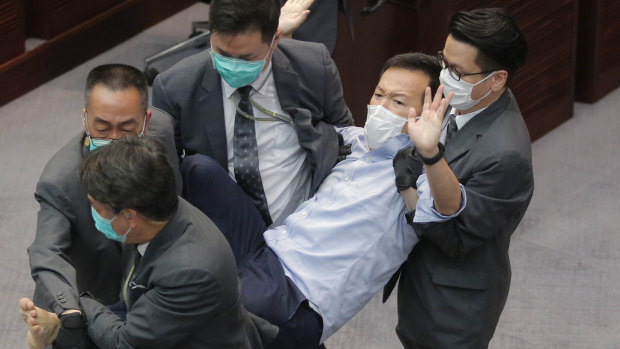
[277, 26, 291, 39]
[491, 70, 508, 92]
[273, 30, 282, 47]
[144, 110, 152, 134]
[125, 209, 139, 227]
[81, 108, 87, 128]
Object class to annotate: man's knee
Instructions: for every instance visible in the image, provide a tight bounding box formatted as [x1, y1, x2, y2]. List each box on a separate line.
[181, 154, 226, 183]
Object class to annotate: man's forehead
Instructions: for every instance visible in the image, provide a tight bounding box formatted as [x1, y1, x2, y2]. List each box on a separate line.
[87, 86, 144, 120]
[90, 114, 140, 124]
[378, 68, 429, 96]
[212, 31, 266, 51]
[443, 34, 480, 69]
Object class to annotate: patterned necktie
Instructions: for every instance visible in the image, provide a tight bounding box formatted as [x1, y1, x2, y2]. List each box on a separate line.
[445, 114, 458, 144]
[233, 86, 272, 226]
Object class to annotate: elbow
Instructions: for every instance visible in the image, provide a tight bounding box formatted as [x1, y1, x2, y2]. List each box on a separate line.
[435, 198, 461, 216]
[437, 205, 460, 216]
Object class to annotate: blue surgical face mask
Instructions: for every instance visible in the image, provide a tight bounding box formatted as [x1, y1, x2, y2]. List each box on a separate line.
[91, 207, 131, 243]
[210, 35, 275, 88]
[84, 112, 147, 151]
[89, 138, 112, 151]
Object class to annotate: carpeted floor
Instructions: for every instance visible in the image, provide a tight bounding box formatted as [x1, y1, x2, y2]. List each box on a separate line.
[1, 3, 619, 348]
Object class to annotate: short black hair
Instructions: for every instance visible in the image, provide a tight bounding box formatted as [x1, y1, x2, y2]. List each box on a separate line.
[79, 136, 178, 222]
[449, 8, 527, 78]
[380, 52, 441, 97]
[84, 64, 149, 112]
[209, 0, 279, 42]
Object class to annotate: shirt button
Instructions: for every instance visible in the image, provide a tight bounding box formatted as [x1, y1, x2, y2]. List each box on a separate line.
[301, 210, 307, 216]
[366, 157, 370, 162]
[56, 291, 63, 296]
[282, 230, 287, 235]
[344, 176, 350, 181]
[327, 200, 332, 205]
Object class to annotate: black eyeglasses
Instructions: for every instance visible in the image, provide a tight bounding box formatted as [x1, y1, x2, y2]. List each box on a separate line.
[437, 51, 495, 81]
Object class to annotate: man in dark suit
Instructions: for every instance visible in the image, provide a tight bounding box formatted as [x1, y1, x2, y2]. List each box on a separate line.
[21, 136, 276, 348]
[387, 8, 534, 348]
[27, 64, 181, 349]
[152, 0, 353, 228]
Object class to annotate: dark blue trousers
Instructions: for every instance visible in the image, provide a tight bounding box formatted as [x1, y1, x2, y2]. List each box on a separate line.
[181, 154, 322, 348]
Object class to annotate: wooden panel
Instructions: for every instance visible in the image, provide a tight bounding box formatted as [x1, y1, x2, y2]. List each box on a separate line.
[26, 0, 125, 38]
[0, 0, 197, 108]
[0, 0, 25, 64]
[575, 0, 620, 103]
[333, 0, 420, 126]
[333, 0, 577, 140]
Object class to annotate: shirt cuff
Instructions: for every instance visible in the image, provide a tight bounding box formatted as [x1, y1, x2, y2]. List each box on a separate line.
[412, 173, 467, 223]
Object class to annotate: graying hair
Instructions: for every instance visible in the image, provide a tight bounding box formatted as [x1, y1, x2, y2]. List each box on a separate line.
[84, 64, 148, 112]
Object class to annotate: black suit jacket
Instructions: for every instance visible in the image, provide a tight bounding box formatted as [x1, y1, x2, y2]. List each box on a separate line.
[80, 199, 277, 348]
[151, 39, 353, 194]
[395, 90, 534, 348]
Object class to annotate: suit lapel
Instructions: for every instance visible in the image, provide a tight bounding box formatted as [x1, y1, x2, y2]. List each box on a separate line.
[272, 48, 300, 119]
[129, 203, 184, 300]
[135, 207, 183, 273]
[199, 54, 228, 169]
[444, 90, 512, 165]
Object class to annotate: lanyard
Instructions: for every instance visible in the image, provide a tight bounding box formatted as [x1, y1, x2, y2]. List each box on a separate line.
[231, 94, 294, 124]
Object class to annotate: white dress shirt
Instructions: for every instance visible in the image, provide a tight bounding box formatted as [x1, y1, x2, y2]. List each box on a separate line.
[264, 127, 466, 341]
[221, 62, 312, 226]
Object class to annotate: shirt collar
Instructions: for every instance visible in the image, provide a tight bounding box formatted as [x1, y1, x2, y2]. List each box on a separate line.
[222, 61, 273, 99]
[449, 106, 487, 130]
[137, 242, 149, 256]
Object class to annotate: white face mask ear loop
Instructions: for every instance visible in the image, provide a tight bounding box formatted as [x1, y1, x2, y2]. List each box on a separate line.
[472, 71, 497, 102]
[82, 111, 92, 137]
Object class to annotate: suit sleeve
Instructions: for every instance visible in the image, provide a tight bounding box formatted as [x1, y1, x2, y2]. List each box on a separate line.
[147, 108, 183, 195]
[319, 45, 353, 127]
[152, 76, 184, 160]
[81, 268, 251, 348]
[29, 180, 81, 314]
[413, 150, 534, 257]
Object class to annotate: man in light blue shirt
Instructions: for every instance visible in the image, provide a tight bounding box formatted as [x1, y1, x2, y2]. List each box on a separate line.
[183, 53, 464, 348]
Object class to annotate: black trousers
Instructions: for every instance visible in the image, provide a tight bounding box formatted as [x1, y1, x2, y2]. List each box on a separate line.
[181, 154, 323, 348]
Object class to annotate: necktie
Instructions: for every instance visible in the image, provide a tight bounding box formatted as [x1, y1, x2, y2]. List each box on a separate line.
[123, 245, 141, 308]
[233, 86, 272, 226]
[445, 114, 458, 144]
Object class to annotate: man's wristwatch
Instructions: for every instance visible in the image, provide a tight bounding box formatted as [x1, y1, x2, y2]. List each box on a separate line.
[414, 142, 445, 166]
[59, 312, 85, 329]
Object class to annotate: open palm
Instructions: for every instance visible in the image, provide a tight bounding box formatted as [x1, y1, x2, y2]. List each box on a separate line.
[279, 0, 315, 36]
[407, 86, 453, 156]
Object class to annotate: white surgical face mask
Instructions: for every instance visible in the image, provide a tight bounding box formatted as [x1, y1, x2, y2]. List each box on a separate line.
[364, 105, 407, 150]
[439, 68, 496, 111]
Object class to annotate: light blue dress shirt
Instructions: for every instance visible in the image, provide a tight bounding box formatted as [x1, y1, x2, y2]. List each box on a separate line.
[264, 126, 465, 342]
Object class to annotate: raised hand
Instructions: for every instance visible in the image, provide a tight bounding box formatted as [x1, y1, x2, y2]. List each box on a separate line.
[279, 0, 315, 37]
[406, 86, 453, 158]
[19, 298, 61, 349]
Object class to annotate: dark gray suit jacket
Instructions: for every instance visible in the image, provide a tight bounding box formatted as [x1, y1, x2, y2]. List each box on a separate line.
[29, 108, 181, 316]
[80, 199, 277, 348]
[152, 39, 353, 194]
[396, 90, 534, 348]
